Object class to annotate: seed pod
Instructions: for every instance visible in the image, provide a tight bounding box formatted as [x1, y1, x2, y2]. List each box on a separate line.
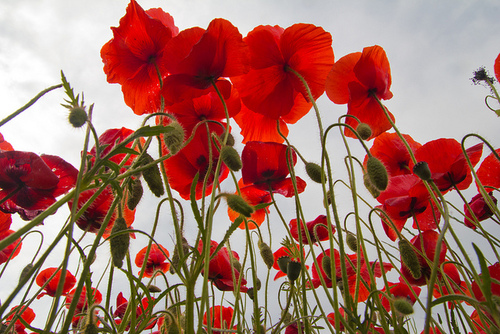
[109, 217, 130, 268]
[346, 232, 358, 252]
[305, 162, 324, 183]
[366, 156, 388, 191]
[127, 178, 143, 210]
[68, 106, 88, 128]
[220, 146, 242, 171]
[286, 261, 302, 282]
[258, 240, 274, 269]
[322, 255, 332, 280]
[413, 161, 432, 182]
[394, 298, 414, 315]
[163, 122, 185, 155]
[141, 154, 164, 197]
[356, 123, 372, 140]
[398, 239, 422, 280]
[226, 194, 254, 217]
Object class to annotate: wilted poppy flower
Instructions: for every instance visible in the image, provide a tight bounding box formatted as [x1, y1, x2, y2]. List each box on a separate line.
[326, 45, 394, 139]
[5, 305, 35, 334]
[228, 181, 272, 229]
[272, 244, 306, 280]
[476, 148, 500, 190]
[380, 281, 421, 312]
[101, 0, 179, 115]
[36, 267, 77, 299]
[0, 133, 13, 152]
[0, 229, 22, 264]
[203, 305, 236, 334]
[464, 192, 498, 229]
[198, 240, 247, 292]
[377, 174, 440, 241]
[135, 244, 170, 278]
[289, 215, 334, 244]
[232, 24, 333, 143]
[365, 132, 422, 177]
[412, 138, 483, 192]
[160, 18, 249, 105]
[0, 151, 78, 220]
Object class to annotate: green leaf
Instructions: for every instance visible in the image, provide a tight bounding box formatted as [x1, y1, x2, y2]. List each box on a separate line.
[133, 125, 172, 138]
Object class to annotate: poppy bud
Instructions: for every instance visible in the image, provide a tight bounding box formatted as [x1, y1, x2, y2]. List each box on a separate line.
[148, 284, 162, 293]
[323, 190, 333, 207]
[68, 106, 88, 128]
[127, 178, 143, 210]
[356, 123, 372, 140]
[222, 132, 235, 147]
[164, 123, 185, 156]
[393, 298, 414, 315]
[109, 217, 130, 268]
[84, 323, 99, 334]
[413, 161, 432, 182]
[363, 172, 381, 198]
[220, 146, 242, 172]
[247, 287, 255, 300]
[305, 162, 324, 183]
[346, 232, 358, 252]
[398, 239, 421, 280]
[226, 194, 254, 217]
[255, 278, 262, 291]
[170, 237, 190, 274]
[281, 312, 292, 325]
[366, 156, 388, 191]
[277, 256, 291, 274]
[286, 261, 302, 282]
[19, 263, 34, 284]
[322, 255, 332, 280]
[141, 154, 165, 197]
[231, 258, 242, 272]
[258, 240, 274, 269]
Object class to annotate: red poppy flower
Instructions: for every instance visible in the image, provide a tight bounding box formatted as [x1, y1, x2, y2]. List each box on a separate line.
[113, 292, 156, 330]
[135, 244, 170, 278]
[495, 52, 500, 82]
[470, 262, 500, 302]
[326, 45, 394, 139]
[101, 0, 179, 115]
[5, 305, 35, 334]
[228, 181, 271, 229]
[476, 148, 500, 190]
[241, 141, 306, 196]
[198, 240, 248, 292]
[365, 132, 422, 177]
[380, 281, 421, 312]
[36, 267, 77, 299]
[160, 18, 249, 105]
[203, 305, 236, 334]
[327, 309, 345, 332]
[232, 24, 333, 143]
[412, 138, 483, 192]
[289, 215, 334, 244]
[400, 230, 447, 286]
[65, 286, 103, 313]
[0, 133, 13, 152]
[0, 229, 22, 264]
[285, 321, 305, 334]
[0, 211, 12, 233]
[0, 151, 78, 220]
[464, 192, 498, 229]
[272, 244, 307, 280]
[162, 124, 229, 200]
[377, 174, 440, 241]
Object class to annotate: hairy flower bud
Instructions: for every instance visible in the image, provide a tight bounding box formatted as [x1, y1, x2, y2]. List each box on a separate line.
[220, 146, 242, 171]
[84, 323, 99, 334]
[19, 263, 34, 284]
[366, 156, 388, 191]
[226, 194, 254, 217]
[413, 161, 432, 182]
[68, 106, 88, 128]
[231, 258, 242, 272]
[322, 255, 332, 280]
[163, 122, 185, 155]
[398, 239, 422, 280]
[356, 123, 372, 140]
[363, 172, 381, 198]
[346, 232, 358, 252]
[141, 154, 165, 197]
[394, 298, 414, 315]
[224, 133, 235, 147]
[277, 256, 291, 274]
[258, 240, 274, 269]
[305, 162, 324, 183]
[286, 261, 302, 282]
[127, 178, 143, 210]
[148, 284, 162, 293]
[170, 237, 190, 274]
[109, 217, 130, 268]
[247, 287, 256, 300]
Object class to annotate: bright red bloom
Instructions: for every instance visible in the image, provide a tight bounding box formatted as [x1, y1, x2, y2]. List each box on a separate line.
[464, 192, 498, 229]
[232, 24, 333, 143]
[5, 305, 35, 334]
[326, 45, 394, 139]
[476, 148, 500, 190]
[228, 181, 271, 229]
[160, 18, 249, 105]
[0, 211, 12, 233]
[327, 309, 345, 332]
[365, 132, 422, 177]
[113, 292, 156, 330]
[289, 215, 334, 244]
[36, 267, 77, 299]
[272, 244, 306, 280]
[203, 306, 236, 334]
[135, 244, 170, 278]
[0, 133, 13, 152]
[377, 174, 440, 241]
[198, 240, 248, 292]
[495, 52, 500, 82]
[471, 262, 500, 302]
[380, 281, 421, 312]
[0, 229, 22, 264]
[412, 138, 483, 192]
[65, 286, 102, 313]
[0, 151, 78, 220]
[101, 0, 179, 115]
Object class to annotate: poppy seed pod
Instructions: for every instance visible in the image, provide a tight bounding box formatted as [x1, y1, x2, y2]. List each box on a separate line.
[305, 162, 324, 183]
[68, 106, 88, 128]
[127, 178, 143, 210]
[321, 254, 332, 280]
[363, 172, 381, 198]
[277, 256, 291, 274]
[286, 261, 302, 282]
[356, 123, 372, 140]
[226, 194, 254, 217]
[258, 240, 274, 269]
[346, 232, 358, 252]
[413, 161, 432, 182]
[109, 217, 130, 268]
[366, 156, 389, 191]
[393, 298, 414, 315]
[141, 154, 165, 197]
[220, 146, 242, 171]
[163, 122, 185, 155]
[398, 239, 421, 280]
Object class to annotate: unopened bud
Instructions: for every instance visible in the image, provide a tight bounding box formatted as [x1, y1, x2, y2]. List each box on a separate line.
[148, 284, 162, 293]
[366, 156, 388, 191]
[277, 256, 291, 274]
[220, 146, 242, 172]
[394, 298, 414, 315]
[305, 162, 324, 183]
[84, 323, 99, 334]
[141, 154, 165, 197]
[255, 278, 262, 291]
[127, 178, 143, 210]
[363, 172, 381, 198]
[163, 122, 185, 155]
[170, 237, 190, 274]
[19, 263, 34, 284]
[322, 255, 332, 280]
[224, 133, 235, 147]
[247, 287, 256, 300]
[346, 232, 358, 252]
[398, 239, 422, 280]
[258, 240, 274, 269]
[356, 123, 372, 140]
[413, 161, 432, 182]
[287, 261, 302, 282]
[109, 217, 130, 268]
[231, 258, 242, 272]
[226, 194, 253, 217]
[68, 106, 88, 128]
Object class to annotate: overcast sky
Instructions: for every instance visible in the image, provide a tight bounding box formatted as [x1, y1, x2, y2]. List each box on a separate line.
[1, 0, 500, 330]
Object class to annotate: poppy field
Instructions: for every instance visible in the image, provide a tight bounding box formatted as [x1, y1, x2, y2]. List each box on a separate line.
[1, 1, 500, 333]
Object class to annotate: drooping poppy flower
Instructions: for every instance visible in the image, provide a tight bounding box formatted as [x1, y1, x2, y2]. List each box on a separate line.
[135, 244, 170, 278]
[0, 151, 78, 220]
[198, 240, 248, 292]
[476, 148, 500, 190]
[289, 215, 334, 244]
[0, 229, 22, 264]
[411, 138, 483, 192]
[364, 132, 422, 177]
[376, 174, 440, 241]
[5, 305, 35, 334]
[380, 281, 421, 312]
[203, 305, 236, 334]
[0, 133, 13, 152]
[464, 192, 498, 229]
[113, 292, 157, 330]
[36, 267, 77, 299]
[232, 24, 334, 143]
[160, 18, 249, 105]
[101, 0, 179, 115]
[326, 45, 394, 139]
[272, 244, 307, 281]
[228, 181, 272, 229]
